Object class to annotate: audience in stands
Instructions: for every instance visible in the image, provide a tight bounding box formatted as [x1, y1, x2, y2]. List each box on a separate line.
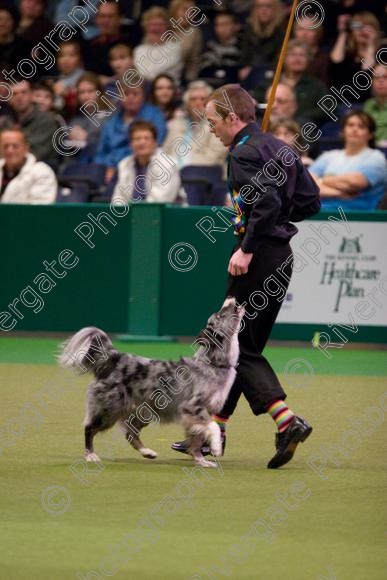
[363, 64, 387, 147]
[148, 74, 183, 124]
[32, 81, 65, 128]
[310, 111, 387, 210]
[134, 7, 183, 83]
[0, 126, 57, 204]
[51, 0, 99, 40]
[1, 80, 60, 168]
[270, 118, 314, 166]
[52, 41, 85, 120]
[84, 0, 130, 77]
[280, 40, 328, 126]
[162, 80, 227, 170]
[265, 83, 298, 123]
[169, 0, 203, 83]
[95, 83, 167, 182]
[293, 15, 330, 86]
[104, 44, 134, 91]
[0, 0, 384, 208]
[66, 73, 110, 163]
[199, 10, 241, 86]
[0, 5, 25, 70]
[330, 11, 382, 103]
[239, 0, 285, 81]
[16, 0, 53, 51]
[112, 120, 183, 204]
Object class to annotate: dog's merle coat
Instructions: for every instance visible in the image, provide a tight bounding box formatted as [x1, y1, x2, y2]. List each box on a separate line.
[58, 298, 244, 467]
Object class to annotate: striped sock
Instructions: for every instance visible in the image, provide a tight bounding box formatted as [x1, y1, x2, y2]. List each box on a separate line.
[213, 414, 229, 433]
[266, 400, 295, 432]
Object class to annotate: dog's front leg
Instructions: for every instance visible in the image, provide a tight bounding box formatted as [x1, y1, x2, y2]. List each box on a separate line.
[117, 418, 158, 459]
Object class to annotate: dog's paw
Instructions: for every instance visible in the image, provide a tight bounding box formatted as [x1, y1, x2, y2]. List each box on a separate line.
[195, 458, 218, 469]
[140, 448, 158, 459]
[85, 452, 101, 462]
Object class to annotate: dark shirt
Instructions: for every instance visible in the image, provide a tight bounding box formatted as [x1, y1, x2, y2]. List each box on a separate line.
[227, 123, 320, 253]
[84, 33, 132, 76]
[5, 105, 60, 167]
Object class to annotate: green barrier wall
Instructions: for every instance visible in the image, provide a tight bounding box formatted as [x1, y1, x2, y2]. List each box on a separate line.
[0, 204, 386, 342]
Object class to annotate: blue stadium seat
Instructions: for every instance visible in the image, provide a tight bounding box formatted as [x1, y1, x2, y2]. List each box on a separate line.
[57, 162, 109, 203]
[180, 165, 227, 206]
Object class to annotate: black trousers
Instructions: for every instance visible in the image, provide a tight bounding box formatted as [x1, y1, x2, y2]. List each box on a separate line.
[221, 239, 293, 417]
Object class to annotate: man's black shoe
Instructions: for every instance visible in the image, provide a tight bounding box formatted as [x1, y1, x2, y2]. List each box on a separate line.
[267, 416, 312, 469]
[171, 433, 226, 456]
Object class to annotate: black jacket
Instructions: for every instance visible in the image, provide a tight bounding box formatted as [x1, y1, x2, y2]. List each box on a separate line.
[227, 123, 320, 253]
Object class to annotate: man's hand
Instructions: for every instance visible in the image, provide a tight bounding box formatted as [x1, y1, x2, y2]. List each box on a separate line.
[228, 248, 253, 276]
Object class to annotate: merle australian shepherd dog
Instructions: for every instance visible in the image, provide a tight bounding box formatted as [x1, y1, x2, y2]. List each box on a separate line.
[58, 298, 244, 468]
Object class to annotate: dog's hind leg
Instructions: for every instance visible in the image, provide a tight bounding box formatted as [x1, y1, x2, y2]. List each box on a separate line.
[117, 418, 158, 459]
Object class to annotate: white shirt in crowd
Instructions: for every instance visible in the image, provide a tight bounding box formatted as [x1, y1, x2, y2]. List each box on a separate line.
[0, 153, 57, 204]
[112, 147, 184, 205]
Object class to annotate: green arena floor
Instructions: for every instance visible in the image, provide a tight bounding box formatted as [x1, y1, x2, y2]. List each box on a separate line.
[0, 337, 386, 580]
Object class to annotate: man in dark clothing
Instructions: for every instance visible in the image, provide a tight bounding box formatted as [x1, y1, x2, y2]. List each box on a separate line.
[173, 84, 320, 468]
[3, 80, 60, 168]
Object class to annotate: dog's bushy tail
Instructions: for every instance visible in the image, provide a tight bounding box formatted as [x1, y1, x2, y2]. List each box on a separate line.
[58, 327, 113, 375]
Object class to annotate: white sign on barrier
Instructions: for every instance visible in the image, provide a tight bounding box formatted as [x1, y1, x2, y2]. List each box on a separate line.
[277, 220, 387, 327]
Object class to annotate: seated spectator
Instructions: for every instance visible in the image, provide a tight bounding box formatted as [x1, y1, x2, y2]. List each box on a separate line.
[52, 0, 99, 40]
[103, 43, 135, 97]
[0, 5, 25, 70]
[309, 111, 387, 210]
[270, 118, 314, 166]
[329, 11, 382, 103]
[32, 81, 65, 127]
[84, 0, 131, 77]
[16, 0, 53, 51]
[265, 83, 299, 123]
[95, 83, 167, 182]
[148, 73, 183, 124]
[133, 6, 183, 83]
[162, 80, 227, 170]
[363, 64, 387, 147]
[239, 0, 285, 81]
[66, 73, 110, 163]
[293, 15, 330, 86]
[169, 0, 203, 82]
[112, 120, 183, 205]
[3, 80, 60, 168]
[0, 126, 57, 204]
[199, 10, 241, 86]
[280, 40, 328, 126]
[51, 41, 85, 119]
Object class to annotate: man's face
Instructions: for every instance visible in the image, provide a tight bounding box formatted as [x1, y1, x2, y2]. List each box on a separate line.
[131, 129, 157, 159]
[96, 4, 121, 36]
[10, 82, 33, 114]
[215, 15, 239, 43]
[0, 131, 28, 170]
[205, 100, 235, 147]
[20, 0, 44, 19]
[373, 66, 387, 99]
[268, 85, 297, 119]
[123, 88, 145, 116]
